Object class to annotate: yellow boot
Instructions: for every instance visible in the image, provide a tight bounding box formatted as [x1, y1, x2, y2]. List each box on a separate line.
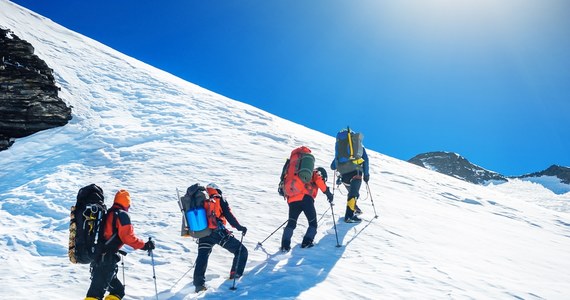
[104, 295, 121, 300]
[85, 297, 99, 300]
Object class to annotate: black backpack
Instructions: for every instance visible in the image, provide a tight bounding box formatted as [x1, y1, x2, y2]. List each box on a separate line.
[334, 127, 365, 175]
[68, 184, 107, 264]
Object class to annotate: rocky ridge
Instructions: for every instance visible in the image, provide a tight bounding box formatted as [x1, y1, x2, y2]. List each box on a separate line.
[0, 27, 71, 150]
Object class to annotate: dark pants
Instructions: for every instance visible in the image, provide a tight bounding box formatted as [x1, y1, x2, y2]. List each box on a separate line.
[193, 229, 248, 288]
[341, 171, 362, 220]
[86, 253, 124, 299]
[281, 195, 317, 248]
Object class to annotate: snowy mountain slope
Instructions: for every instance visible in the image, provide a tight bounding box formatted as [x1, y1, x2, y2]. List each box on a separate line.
[1, 1, 570, 299]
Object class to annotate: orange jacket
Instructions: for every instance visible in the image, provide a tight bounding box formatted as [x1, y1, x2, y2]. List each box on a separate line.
[205, 189, 243, 230]
[104, 190, 145, 251]
[287, 170, 328, 203]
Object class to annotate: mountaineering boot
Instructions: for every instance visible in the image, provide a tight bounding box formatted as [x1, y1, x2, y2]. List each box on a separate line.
[345, 215, 362, 223]
[104, 295, 121, 300]
[229, 271, 242, 280]
[344, 197, 356, 221]
[279, 245, 291, 252]
[355, 205, 363, 215]
[301, 238, 315, 248]
[195, 285, 207, 293]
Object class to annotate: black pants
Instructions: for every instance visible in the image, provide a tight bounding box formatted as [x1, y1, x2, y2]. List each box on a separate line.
[86, 253, 124, 299]
[341, 171, 362, 220]
[193, 229, 248, 287]
[281, 195, 317, 248]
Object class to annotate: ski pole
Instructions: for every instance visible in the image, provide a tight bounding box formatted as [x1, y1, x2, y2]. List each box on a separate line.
[148, 237, 159, 300]
[365, 182, 379, 218]
[230, 233, 245, 291]
[256, 219, 288, 248]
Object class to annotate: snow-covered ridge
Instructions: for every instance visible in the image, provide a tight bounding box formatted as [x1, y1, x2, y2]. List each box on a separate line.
[409, 151, 570, 195]
[408, 151, 507, 184]
[1, 1, 570, 299]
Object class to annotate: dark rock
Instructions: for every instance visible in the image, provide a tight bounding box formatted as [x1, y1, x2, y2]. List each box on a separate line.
[0, 27, 71, 149]
[408, 151, 507, 184]
[516, 165, 570, 185]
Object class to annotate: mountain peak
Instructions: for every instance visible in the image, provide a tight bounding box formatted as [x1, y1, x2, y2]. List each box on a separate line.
[408, 151, 507, 184]
[409, 152, 570, 194]
[519, 164, 570, 185]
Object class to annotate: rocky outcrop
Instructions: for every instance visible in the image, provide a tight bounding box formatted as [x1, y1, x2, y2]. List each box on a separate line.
[517, 165, 570, 185]
[0, 27, 71, 150]
[408, 151, 507, 184]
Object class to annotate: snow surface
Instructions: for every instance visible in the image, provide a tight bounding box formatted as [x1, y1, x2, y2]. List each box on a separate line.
[517, 176, 570, 196]
[1, 1, 570, 299]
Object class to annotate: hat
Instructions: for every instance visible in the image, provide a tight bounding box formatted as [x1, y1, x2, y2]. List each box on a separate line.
[114, 189, 131, 208]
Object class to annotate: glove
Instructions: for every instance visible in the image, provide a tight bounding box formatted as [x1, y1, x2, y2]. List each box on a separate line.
[237, 226, 248, 235]
[324, 188, 334, 203]
[142, 240, 155, 251]
[278, 186, 284, 197]
[363, 174, 370, 183]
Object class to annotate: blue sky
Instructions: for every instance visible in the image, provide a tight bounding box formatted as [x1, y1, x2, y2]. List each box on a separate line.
[11, 0, 569, 176]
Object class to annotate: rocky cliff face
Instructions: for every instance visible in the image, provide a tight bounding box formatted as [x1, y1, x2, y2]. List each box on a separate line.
[0, 27, 71, 150]
[408, 151, 507, 184]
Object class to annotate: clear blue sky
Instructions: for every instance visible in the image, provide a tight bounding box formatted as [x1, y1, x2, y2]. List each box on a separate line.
[11, 0, 570, 176]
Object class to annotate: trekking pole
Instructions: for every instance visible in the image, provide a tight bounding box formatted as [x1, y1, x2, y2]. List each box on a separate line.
[330, 172, 341, 247]
[365, 182, 379, 218]
[121, 253, 126, 289]
[148, 237, 159, 300]
[230, 233, 245, 291]
[317, 206, 331, 224]
[330, 202, 341, 247]
[256, 219, 288, 248]
[170, 261, 196, 290]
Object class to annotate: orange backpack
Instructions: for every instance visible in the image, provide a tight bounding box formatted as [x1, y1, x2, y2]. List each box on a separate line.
[279, 146, 315, 198]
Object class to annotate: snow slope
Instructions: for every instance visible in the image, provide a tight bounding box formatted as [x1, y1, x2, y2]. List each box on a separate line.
[1, 1, 570, 299]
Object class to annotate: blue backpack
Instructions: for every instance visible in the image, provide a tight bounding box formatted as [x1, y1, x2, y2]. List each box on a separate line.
[178, 184, 212, 238]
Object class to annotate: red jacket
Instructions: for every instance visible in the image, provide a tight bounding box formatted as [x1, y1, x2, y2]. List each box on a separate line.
[287, 171, 328, 203]
[104, 190, 145, 251]
[104, 204, 145, 250]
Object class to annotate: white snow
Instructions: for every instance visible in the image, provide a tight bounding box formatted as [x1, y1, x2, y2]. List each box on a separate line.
[518, 176, 570, 196]
[1, 1, 570, 299]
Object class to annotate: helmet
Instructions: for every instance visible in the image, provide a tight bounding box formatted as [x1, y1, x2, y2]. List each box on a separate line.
[206, 183, 220, 190]
[316, 167, 328, 182]
[206, 183, 222, 196]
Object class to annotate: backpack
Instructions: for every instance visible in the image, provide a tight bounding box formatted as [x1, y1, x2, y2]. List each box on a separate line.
[279, 146, 315, 198]
[178, 183, 213, 238]
[334, 127, 365, 175]
[68, 184, 107, 264]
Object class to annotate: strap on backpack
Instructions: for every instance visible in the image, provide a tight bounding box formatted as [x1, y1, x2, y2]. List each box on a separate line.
[102, 209, 120, 253]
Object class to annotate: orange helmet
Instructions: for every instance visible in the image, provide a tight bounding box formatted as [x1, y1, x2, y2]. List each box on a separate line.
[114, 189, 131, 208]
